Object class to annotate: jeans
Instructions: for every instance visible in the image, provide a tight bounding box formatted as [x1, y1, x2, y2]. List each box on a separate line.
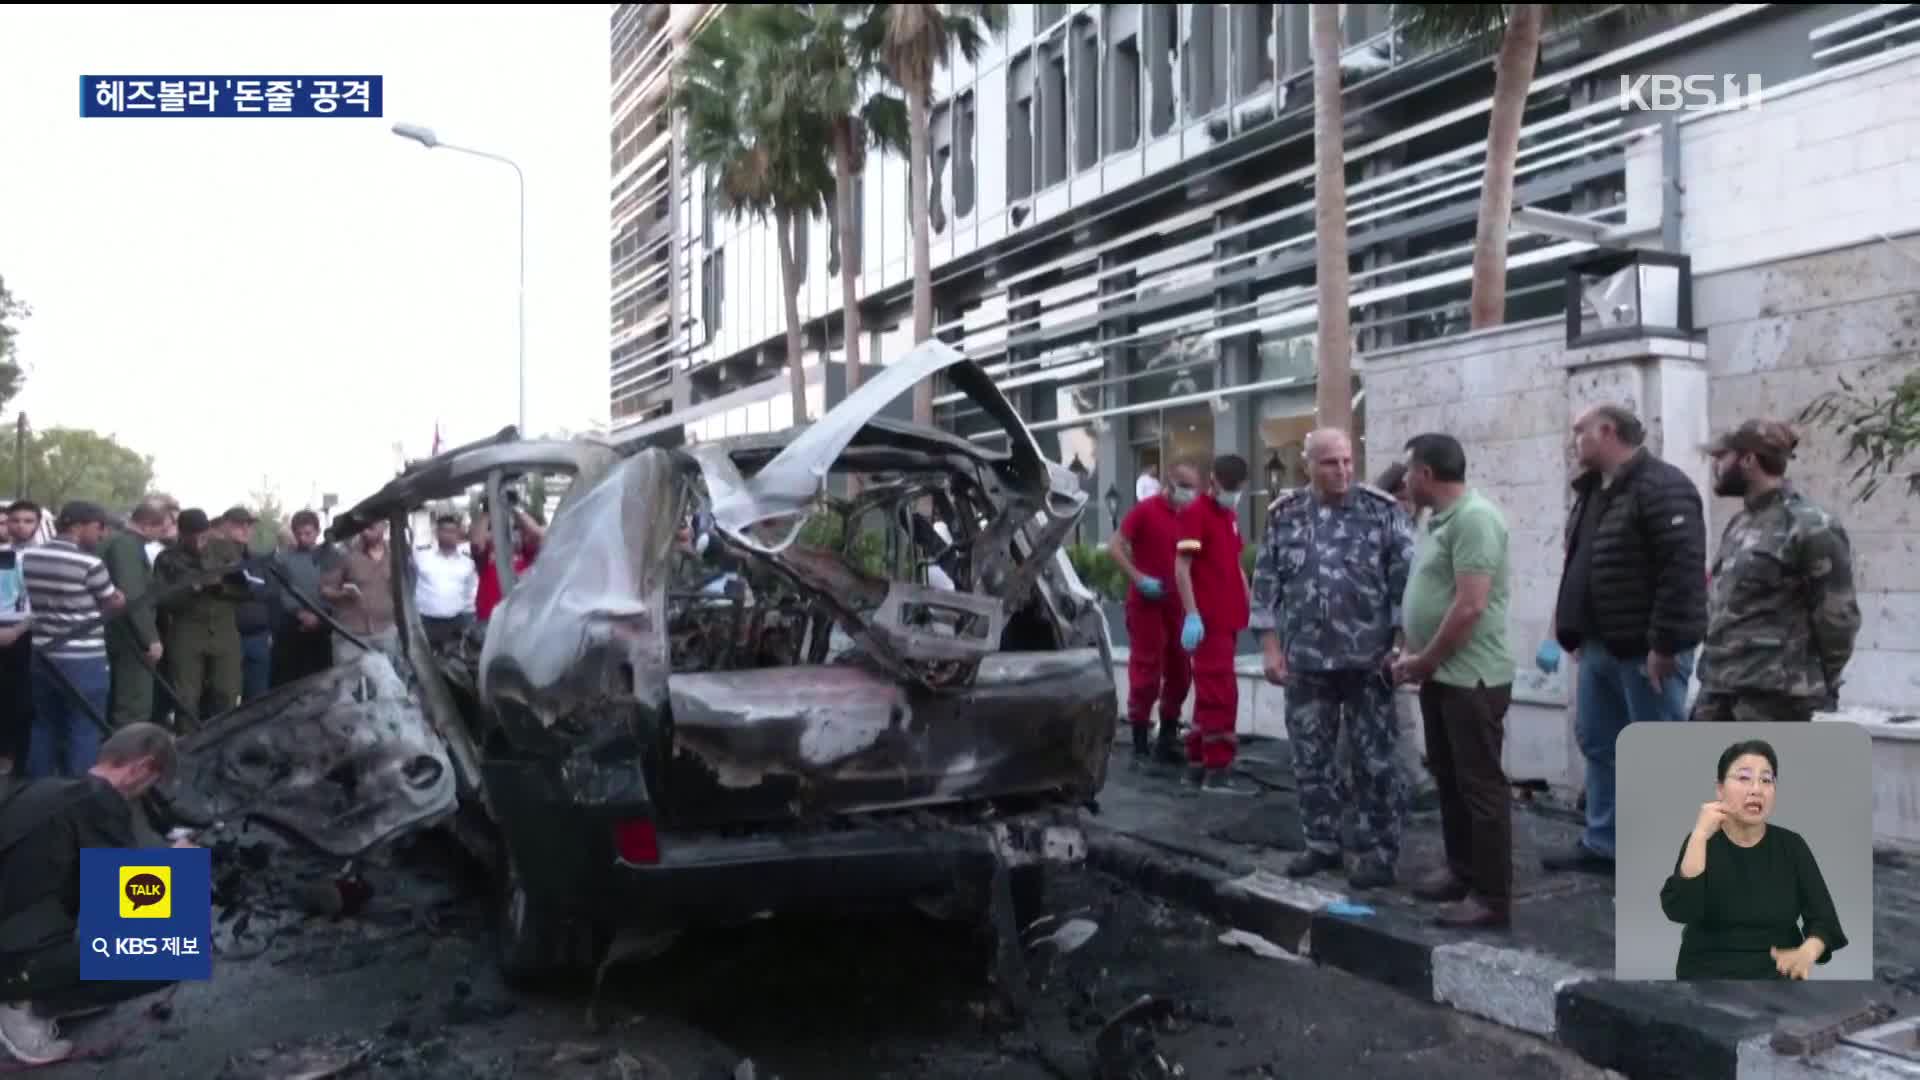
[26, 653, 110, 779]
[240, 632, 273, 703]
[1575, 644, 1695, 858]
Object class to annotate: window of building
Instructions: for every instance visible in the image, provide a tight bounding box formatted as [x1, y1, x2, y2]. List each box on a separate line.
[700, 249, 724, 341]
[1184, 5, 1230, 121]
[1146, 5, 1179, 137]
[1280, 6, 1310, 79]
[1106, 7, 1141, 155]
[1233, 5, 1276, 101]
[1038, 31, 1068, 188]
[1072, 13, 1100, 173]
[1035, 4, 1066, 33]
[953, 92, 976, 217]
[1008, 53, 1035, 201]
[930, 100, 953, 234]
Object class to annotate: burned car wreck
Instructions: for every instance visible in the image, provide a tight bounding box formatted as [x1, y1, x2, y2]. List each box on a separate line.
[165, 341, 1118, 981]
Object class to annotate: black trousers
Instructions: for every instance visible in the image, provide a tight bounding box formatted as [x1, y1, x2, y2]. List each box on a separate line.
[0, 633, 32, 765]
[1418, 680, 1515, 911]
[0, 942, 173, 1015]
[269, 626, 333, 689]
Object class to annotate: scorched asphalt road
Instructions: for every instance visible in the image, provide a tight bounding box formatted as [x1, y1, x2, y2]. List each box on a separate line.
[29, 826, 1621, 1080]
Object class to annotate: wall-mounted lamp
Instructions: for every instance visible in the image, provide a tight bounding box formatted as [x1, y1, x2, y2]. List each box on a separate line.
[1564, 248, 1694, 348]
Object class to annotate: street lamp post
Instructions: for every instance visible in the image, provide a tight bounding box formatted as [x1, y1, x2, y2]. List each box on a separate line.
[391, 122, 527, 436]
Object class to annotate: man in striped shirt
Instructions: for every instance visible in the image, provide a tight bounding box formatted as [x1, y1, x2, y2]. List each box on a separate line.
[19, 503, 125, 779]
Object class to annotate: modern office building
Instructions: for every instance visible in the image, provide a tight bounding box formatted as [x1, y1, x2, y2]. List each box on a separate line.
[610, 4, 1914, 529]
[610, 2, 719, 429]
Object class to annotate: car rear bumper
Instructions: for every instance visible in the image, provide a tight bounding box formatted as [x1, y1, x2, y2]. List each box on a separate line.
[596, 811, 1085, 925]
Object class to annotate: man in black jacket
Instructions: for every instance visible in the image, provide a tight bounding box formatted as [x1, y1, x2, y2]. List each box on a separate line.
[1541, 405, 1708, 875]
[0, 723, 183, 1065]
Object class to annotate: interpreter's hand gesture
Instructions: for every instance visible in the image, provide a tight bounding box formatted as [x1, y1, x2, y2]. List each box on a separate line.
[1771, 941, 1820, 980]
[1692, 800, 1729, 839]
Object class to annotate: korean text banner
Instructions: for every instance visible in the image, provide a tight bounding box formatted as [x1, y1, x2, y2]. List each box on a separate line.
[80, 77, 383, 118]
[77, 848, 213, 981]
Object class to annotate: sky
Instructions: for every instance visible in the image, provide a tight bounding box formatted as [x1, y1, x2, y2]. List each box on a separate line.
[0, 4, 609, 514]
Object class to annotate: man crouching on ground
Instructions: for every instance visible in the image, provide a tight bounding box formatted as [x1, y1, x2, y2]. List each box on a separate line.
[0, 723, 187, 1065]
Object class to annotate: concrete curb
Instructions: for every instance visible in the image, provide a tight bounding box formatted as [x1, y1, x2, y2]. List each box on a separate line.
[1084, 826, 1920, 1080]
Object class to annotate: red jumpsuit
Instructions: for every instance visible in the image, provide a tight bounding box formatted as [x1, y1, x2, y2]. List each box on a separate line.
[1176, 498, 1249, 771]
[1119, 495, 1190, 735]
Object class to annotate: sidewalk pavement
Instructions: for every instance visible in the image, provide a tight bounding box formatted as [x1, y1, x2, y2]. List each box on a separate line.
[1083, 736, 1920, 1080]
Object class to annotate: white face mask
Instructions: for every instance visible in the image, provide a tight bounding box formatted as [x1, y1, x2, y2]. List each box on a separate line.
[1215, 490, 1242, 511]
[1169, 485, 1198, 507]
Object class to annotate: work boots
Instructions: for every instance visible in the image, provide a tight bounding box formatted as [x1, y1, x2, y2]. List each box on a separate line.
[1130, 724, 1152, 762]
[1152, 718, 1185, 766]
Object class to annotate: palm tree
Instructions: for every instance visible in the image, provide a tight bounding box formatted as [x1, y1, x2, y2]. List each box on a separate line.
[677, 5, 837, 425]
[1310, 4, 1352, 435]
[866, 3, 1007, 424]
[793, 6, 909, 395]
[1395, 5, 1664, 329]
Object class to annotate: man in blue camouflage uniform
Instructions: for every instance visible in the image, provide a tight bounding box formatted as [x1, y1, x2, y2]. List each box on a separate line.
[1252, 429, 1416, 889]
[1695, 420, 1860, 722]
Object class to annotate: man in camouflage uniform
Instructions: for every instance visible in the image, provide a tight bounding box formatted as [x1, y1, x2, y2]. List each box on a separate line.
[1694, 420, 1860, 722]
[1251, 429, 1415, 889]
[152, 509, 250, 729]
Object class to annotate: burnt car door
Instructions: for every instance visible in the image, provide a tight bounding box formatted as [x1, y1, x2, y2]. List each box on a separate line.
[158, 651, 461, 858]
[160, 429, 622, 859]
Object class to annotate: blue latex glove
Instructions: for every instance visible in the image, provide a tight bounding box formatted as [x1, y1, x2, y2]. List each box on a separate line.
[1181, 613, 1204, 652]
[1536, 639, 1562, 674]
[1137, 576, 1164, 600]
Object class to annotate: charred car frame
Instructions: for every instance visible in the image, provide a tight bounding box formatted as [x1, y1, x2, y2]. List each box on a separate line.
[165, 342, 1117, 981]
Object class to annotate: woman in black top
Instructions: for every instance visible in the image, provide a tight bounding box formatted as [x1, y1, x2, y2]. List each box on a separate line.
[1660, 739, 1847, 980]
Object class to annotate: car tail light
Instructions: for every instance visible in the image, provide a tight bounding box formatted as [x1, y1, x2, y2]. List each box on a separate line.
[614, 819, 660, 865]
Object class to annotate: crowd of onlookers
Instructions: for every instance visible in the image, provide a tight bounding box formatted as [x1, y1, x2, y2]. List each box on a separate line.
[1114, 408, 1860, 932]
[0, 491, 547, 783]
[0, 489, 545, 1068]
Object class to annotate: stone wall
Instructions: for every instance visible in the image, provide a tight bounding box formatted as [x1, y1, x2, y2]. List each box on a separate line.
[1677, 51, 1920, 277]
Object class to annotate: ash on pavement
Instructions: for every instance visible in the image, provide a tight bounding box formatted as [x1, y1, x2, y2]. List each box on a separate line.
[28, 822, 1617, 1080]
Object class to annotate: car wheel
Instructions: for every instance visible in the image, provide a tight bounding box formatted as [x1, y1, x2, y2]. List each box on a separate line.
[493, 852, 605, 987]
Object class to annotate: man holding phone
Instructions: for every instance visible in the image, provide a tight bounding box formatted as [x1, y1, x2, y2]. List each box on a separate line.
[320, 520, 397, 664]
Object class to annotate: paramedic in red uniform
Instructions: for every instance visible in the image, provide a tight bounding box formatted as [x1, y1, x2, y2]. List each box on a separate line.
[1175, 454, 1253, 794]
[1109, 460, 1202, 765]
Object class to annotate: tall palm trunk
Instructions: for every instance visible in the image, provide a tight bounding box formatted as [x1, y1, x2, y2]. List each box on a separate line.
[834, 121, 865, 394]
[1310, 5, 1352, 435]
[775, 208, 810, 424]
[1470, 3, 1544, 330]
[907, 84, 934, 425]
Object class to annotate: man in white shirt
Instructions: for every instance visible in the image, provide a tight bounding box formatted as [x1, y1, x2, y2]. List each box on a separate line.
[414, 514, 477, 649]
[1136, 464, 1162, 503]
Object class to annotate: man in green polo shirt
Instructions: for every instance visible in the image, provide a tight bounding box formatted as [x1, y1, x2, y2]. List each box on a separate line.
[1391, 433, 1514, 930]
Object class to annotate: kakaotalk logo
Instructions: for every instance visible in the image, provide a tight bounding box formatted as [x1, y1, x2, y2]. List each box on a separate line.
[1620, 74, 1766, 113]
[119, 865, 172, 919]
